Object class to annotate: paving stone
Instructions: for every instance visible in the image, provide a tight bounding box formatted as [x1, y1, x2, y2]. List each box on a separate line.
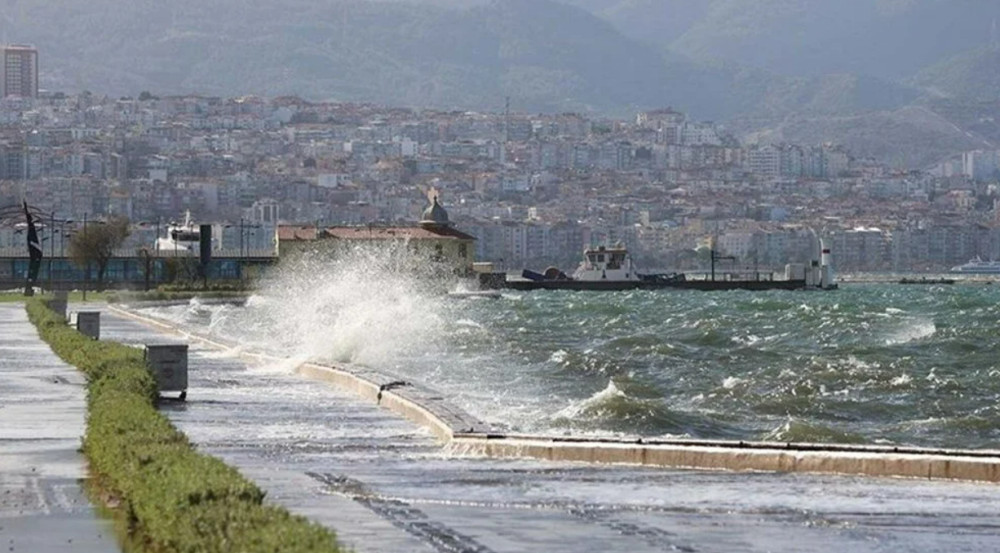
[0, 304, 118, 553]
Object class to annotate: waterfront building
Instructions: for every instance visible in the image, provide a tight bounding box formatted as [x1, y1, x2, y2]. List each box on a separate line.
[277, 195, 476, 277]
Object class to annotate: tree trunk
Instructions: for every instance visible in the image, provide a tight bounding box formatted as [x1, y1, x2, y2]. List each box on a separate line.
[96, 262, 107, 292]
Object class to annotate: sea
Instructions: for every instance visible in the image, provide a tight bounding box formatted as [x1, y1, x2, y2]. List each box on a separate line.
[140, 247, 1000, 451]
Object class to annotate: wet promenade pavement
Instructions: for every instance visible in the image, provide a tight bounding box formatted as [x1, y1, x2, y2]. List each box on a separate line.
[0, 304, 117, 553]
[96, 306, 1000, 553]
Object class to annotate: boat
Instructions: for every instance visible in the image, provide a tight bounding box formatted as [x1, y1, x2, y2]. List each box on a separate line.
[502, 244, 836, 292]
[156, 211, 201, 255]
[504, 245, 683, 291]
[949, 258, 1000, 274]
[898, 277, 955, 285]
[448, 289, 503, 300]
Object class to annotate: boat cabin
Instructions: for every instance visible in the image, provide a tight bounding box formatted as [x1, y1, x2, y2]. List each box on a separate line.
[573, 245, 639, 281]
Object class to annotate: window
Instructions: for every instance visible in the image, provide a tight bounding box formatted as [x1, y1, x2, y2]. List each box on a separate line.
[459, 243, 468, 259]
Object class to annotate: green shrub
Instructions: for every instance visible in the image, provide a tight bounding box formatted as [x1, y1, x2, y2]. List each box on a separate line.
[25, 299, 341, 553]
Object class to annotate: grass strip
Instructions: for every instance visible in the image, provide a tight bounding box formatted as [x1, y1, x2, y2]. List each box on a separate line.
[106, 290, 250, 303]
[26, 299, 341, 552]
[0, 291, 108, 303]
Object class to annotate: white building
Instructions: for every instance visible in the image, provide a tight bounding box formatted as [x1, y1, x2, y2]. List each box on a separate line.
[962, 150, 1000, 181]
[1, 45, 38, 99]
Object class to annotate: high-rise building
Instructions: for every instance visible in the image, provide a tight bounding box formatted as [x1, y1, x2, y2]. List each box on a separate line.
[1, 45, 39, 98]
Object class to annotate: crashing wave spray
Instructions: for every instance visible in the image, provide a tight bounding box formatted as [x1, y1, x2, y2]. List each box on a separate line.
[226, 240, 461, 367]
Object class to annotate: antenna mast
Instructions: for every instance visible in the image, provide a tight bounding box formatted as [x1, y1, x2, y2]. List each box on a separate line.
[504, 96, 510, 143]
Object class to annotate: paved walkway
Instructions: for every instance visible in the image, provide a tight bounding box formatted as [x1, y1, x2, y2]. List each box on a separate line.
[96, 305, 1000, 553]
[0, 304, 117, 553]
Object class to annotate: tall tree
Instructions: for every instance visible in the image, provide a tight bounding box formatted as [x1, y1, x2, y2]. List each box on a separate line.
[68, 217, 130, 290]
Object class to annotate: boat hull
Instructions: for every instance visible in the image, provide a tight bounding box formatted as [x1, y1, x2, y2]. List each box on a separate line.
[503, 279, 811, 292]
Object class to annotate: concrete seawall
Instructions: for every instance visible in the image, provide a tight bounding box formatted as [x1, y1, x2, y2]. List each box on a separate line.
[107, 302, 1000, 484]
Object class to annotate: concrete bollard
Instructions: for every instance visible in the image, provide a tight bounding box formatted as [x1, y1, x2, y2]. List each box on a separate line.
[75, 311, 100, 340]
[49, 291, 69, 321]
[144, 344, 189, 400]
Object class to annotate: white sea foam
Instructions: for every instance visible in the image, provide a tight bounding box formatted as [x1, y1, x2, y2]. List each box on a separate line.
[549, 349, 569, 364]
[890, 373, 912, 387]
[721, 376, 745, 389]
[885, 320, 936, 345]
[234, 242, 456, 366]
[555, 380, 626, 419]
[732, 334, 762, 346]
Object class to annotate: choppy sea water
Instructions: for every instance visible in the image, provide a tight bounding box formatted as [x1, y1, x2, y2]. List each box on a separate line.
[142, 251, 1000, 449]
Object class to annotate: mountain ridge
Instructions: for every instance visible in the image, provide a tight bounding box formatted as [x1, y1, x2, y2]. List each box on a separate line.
[1, 0, 998, 167]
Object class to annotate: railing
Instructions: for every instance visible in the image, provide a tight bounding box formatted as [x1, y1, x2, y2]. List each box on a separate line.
[0, 247, 278, 258]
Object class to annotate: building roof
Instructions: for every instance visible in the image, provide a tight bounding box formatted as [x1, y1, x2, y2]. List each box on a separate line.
[278, 224, 475, 242]
[276, 226, 318, 241]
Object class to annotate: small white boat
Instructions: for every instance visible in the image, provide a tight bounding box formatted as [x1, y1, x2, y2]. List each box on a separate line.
[156, 211, 201, 255]
[950, 257, 1000, 274]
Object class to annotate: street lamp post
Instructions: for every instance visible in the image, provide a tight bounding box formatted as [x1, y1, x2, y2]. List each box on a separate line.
[82, 213, 88, 301]
[48, 212, 54, 292]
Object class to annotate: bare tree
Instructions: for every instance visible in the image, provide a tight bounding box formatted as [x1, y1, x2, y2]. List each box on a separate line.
[69, 217, 130, 291]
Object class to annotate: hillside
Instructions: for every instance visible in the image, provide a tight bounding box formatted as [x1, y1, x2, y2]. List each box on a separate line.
[911, 46, 1000, 102]
[1, 0, 998, 166]
[670, 0, 1000, 78]
[742, 105, 994, 169]
[559, 0, 711, 48]
[4, 0, 675, 113]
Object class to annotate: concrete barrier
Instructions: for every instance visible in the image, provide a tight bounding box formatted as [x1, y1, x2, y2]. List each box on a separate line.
[447, 435, 1000, 482]
[48, 291, 68, 320]
[106, 304, 1000, 484]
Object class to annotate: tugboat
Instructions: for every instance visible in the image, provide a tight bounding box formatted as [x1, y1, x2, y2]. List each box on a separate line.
[505, 244, 684, 291]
